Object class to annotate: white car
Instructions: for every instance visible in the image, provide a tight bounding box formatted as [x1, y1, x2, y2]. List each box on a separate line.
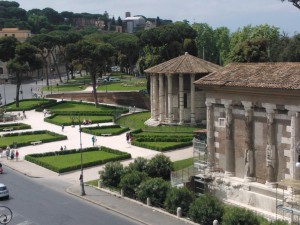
[0, 183, 9, 199]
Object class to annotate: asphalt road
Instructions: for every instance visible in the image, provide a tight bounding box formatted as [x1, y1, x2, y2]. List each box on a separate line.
[0, 166, 142, 225]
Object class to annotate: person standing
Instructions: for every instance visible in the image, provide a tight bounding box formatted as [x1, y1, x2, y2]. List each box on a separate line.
[92, 136, 95, 146]
[6, 146, 10, 160]
[16, 150, 19, 161]
[60, 146, 63, 151]
[61, 124, 64, 132]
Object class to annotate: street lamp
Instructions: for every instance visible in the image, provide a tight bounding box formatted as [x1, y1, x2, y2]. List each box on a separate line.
[70, 113, 86, 196]
[3, 79, 7, 105]
[0, 205, 13, 224]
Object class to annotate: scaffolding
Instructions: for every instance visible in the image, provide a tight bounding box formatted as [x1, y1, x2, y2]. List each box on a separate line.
[276, 179, 300, 224]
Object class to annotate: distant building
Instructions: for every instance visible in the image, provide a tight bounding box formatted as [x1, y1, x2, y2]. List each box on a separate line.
[0, 28, 32, 42]
[123, 12, 146, 33]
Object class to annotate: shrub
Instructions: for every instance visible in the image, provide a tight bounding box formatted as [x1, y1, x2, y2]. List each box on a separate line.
[222, 206, 259, 225]
[164, 187, 195, 216]
[100, 161, 124, 187]
[126, 157, 148, 173]
[146, 154, 173, 180]
[119, 171, 148, 198]
[188, 194, 224, 225]
[136, 177, 171, 207]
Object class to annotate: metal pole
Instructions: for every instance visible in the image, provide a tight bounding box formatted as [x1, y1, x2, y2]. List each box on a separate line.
[78, 116, 86, 196]
[3, 83, 6, 105]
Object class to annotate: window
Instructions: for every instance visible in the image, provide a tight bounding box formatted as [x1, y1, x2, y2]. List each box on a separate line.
[218, 118, 226, 127]
[12, 34, 15, 37]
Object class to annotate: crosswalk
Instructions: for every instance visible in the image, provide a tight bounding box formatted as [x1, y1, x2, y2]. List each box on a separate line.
[3, 210, 38, 225]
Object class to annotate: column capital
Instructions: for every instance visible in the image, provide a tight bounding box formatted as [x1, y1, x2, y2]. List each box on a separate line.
[206, 98, 216, 106]
[262, 103, 276, 114]
[221, 99, 232, 108]
[241, 101, 253, 110]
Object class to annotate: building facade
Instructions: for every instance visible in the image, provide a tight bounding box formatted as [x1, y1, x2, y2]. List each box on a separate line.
[194, 62, 300, 218]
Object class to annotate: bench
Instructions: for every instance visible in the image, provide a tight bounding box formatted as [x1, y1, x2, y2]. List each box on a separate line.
[3, 128, 13, 132]
[31, 141, 42, 145]
[101, 133, 112, 136]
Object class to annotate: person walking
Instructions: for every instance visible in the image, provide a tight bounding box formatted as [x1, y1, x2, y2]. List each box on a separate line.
[60, 146, 63, 151]
[15, 150, 19, 161]
[92, 136, 95, 146]
[61, 124, 64, 132]
[6, 146, 10, 160]
[10, 149, 14, 160]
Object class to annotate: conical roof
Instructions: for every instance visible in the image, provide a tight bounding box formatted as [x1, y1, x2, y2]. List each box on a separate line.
[144, 52, 221, 75]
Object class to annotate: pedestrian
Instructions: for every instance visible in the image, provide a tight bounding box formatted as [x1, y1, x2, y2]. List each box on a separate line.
[16, 150, 19, 161]
[23, 110, 26, 119]
[129, 106, 132, 112]
[10, 149, 14, 160]
[133, 106, 136, 112]
[6, 146, 10, 160]
[126, 133, 130, 143]
[92, 136, 95, 146]
[60, 146, 63, 151]
[61, 124, 64, 132]
[64, 145, 67, 150]
[43, 109, 47, 117]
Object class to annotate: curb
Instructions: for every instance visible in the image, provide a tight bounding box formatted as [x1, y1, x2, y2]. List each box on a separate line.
[65, 185, 149, 225]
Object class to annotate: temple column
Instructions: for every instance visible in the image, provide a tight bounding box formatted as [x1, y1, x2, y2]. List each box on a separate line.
[223, 100, 235, 177]
[242, 101, 255, 182]
[153, 74, 159, 120]
[206, 98, 216, 170]
[262, 103, 277, 187]
[159, 74, 165, 122]
[286, 106, 300, 180]
[150, 74, 154, 119]
[167, 74, 173, 123]
[179, 74, 184, 124]
[190, 73, 196, 125]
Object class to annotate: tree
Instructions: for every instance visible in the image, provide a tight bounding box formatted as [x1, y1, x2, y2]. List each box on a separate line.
[146, 154, 173, 180]
[99, 161, 124, 187]
[7, 43, 41, 107]
[136, 177, 171, 207]
[0, 36, 18, 61]
[188, 194, 224, 225]
[119, 171, 148, 198]
[65, 39, 114, 106]
[164, 187, 195, 216]
[222, 206, 260, 225]
[281, 0, 300, 9]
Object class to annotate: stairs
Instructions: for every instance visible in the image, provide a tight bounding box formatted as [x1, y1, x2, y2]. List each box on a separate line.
[144, 118, 160, 127]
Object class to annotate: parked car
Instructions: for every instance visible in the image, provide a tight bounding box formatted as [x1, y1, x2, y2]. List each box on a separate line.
[107, 77, 120, 82]
[0, 183, 9, 199]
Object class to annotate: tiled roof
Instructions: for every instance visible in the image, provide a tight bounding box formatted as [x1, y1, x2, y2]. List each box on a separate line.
[144, 52, 221, 74]
[194, 62, 300, 90]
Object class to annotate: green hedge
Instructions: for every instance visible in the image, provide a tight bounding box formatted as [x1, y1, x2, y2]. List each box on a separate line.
[0, 123, 31, 131]
[25, 146, 131, 173]
[134, 136, 192, 142]
[82, 125, 129, 136]
[0, 130, 67, 149]
[131, 141, 192, 151]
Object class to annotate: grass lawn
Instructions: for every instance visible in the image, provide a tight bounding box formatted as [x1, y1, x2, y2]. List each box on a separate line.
[35, 151, 119, 171]
[0, 132, 66, 148]
[173, 157, 193, 171]
[45, 102, 116, 112]
[82, 126, 129, 136]
[0, 123, 31, 131]
[97, 79, 146, 91]
[117, 112, 201, 133]
[42, 84, 88, 92]
[4, 99, 52, 111]
[46, 115, 113, 125]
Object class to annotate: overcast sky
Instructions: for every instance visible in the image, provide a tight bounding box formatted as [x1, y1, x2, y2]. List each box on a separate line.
[14, 0, 300, 35]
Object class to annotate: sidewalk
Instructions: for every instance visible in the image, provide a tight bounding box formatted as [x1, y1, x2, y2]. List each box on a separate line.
[0, 108, 195, 225]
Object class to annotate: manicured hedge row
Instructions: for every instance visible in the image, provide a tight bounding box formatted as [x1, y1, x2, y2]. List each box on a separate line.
[0, 130, 67, 149]
[44, 114, 113, 126]
[46, 111, 117, 116]
[131, 141, 192, 152]
[25, 146, 131, 173]
[134, 136, 192, 142]
[82, 125, 130, 136]
[4, 99, 57, 111]
[0, 123, 31, 131]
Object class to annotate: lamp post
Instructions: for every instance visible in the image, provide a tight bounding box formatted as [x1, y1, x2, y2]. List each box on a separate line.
[3, 79, 7, 105]
[0, 205, 13, 224]
[70, 113, 86, 196]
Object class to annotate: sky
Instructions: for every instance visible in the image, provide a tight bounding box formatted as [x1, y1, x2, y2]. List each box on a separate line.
[13, 0, 300, 35]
